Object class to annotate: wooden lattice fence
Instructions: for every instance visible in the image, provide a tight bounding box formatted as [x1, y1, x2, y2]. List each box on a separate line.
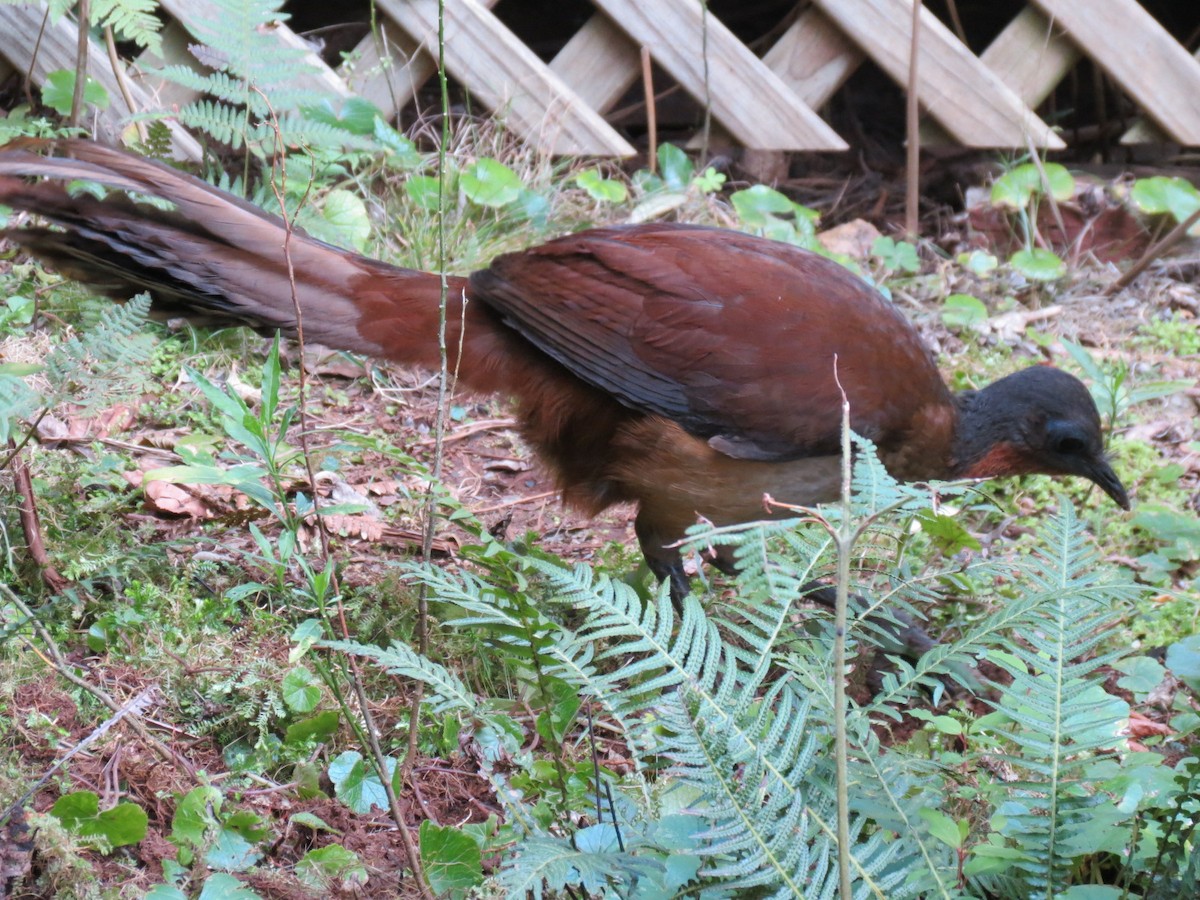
[0, 0, 1199, 160]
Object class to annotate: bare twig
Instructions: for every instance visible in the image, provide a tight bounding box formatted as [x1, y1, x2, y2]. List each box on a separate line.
[471, 490, 558, 515]
[7, 437, 66, 592]
[0, 409, 50, 473]
[1025, 133, 1072, 261]
[1105, 206, 1200, 296]
[905, 0, 922, 237]
[24, 6, 50, 107]
[641, 45, 657, 173]
[698, 1, 712, 166]
[70, 0, 91, 130]
[414, 416, 517, 445]
[254, 90, 429, 893]
[103, 25, 147, 142]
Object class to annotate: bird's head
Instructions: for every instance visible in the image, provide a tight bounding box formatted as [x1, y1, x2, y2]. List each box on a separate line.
[952, 366, 1129, 509]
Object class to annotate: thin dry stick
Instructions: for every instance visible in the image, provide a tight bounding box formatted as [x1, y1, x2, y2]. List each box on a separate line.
[471, 490, 558, 515]
[831, 357, 853, 900]
[905, 0, 922, 237]
[103, 25, 147, 142]
[406, 0, 467, 781]
[253, 91, 328, 564]
[1, 408, 50, 472]
[698, 1, 712, 167]
[1105, 205, 1200, 296]
[1024, 134, 1072, 261]
[401, 4, 455, 895]
[641, 45, 657, 173]
[7, 438, 66, 592]
[24, 6, 50, 106]
[943, 0, 967, 44]
[70, 0, 90, 130]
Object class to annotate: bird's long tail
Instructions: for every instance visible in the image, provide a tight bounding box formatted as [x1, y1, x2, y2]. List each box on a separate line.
[0, 139, 503, 387]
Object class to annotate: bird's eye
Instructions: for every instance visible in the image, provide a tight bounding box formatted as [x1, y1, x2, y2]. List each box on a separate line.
[1045, 420, 1090, 456]
[1054, 435, 1086, 455]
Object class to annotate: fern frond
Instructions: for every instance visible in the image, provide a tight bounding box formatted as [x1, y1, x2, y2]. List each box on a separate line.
[42, 292, 155, 415]
[166, 100, 253, 149]
[496, 833, 666, 899]
[93, 0, 162, 53]
[0, 374, 42, 443]
[156, 66, 254, 106]
[322, 638, 476, 715]
[972, 501, 1143, 895]
[151, 0, 367, 152]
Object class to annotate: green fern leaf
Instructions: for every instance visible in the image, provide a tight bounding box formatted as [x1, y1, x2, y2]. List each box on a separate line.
[92, 0, 162, 53]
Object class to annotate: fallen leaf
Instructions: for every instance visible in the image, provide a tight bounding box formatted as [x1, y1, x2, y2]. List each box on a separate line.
[1126, 710, 1171, 740]
[818, 219, 882, 258]
[144, 481, 212, 519]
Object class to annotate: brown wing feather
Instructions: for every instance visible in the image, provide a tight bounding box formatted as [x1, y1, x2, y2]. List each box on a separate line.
[471, 223, 953, 461]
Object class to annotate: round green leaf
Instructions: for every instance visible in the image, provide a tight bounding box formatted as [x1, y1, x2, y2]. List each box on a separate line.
[144, 887, 188, 900]
[940, 293, 989, 329]
[171, 786, 222, 848]
[1010, 248, 1066, 281]
[328, 750, 394, 814]
[731, 184, 796, 226]
[51, 791, 148, 849]
[1130, 175, 1200, 225]
[461, 158, 522, 207]
[575, 168, 628, 203]
[959, 249, 999, 275]
[419, 820, 484, 897]
[319, 189, 371, 252]
[1113, 655, 1168, 697]
[196, 873, 263, 899]
[991, 162, 1073, 209]
[282, 666, 322, 713]
[1165, 633, 1200, 692]
[41, 70, 110, 116]
[206, 827, 262, 872]
[657, 143, 694, 191]
[404, 175, 442, 211]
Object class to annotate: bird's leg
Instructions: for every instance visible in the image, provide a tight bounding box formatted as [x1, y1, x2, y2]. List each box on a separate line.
[634, 513, 692, 607]
[635, 519, 969, 695]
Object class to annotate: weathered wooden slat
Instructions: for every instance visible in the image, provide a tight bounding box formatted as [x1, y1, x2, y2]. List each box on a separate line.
[590, 0, 846, 150]
[375, 0, 634, 156]
[1122, 37, 1200, 143]
[810, 0, 1064, 148]
[1030, 0, 1200, 145]
[0, 5, 201, 159]
[342, 1, 500, 119]
[549, 12, 641, 114]
[341, 23, 430, 116]
[981, 7, 1080, 109]
[761, 6, 864, 109]
[922, 7, 1081, 146]
[686, 7, 859, 153]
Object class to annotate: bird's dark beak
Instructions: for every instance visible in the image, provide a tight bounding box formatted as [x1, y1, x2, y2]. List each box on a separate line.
[1084, 457, 1130, 510]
